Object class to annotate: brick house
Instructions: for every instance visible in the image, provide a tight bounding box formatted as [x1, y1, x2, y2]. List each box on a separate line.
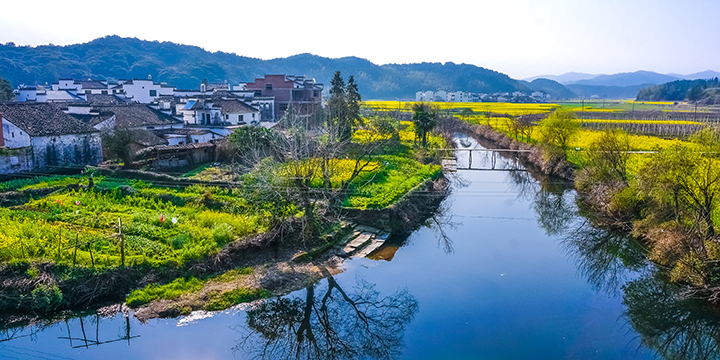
[245, 74, 323, 120]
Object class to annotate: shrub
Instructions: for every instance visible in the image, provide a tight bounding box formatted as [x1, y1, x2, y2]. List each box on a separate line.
[212, 223, 234, 244]
[31, 284, 63, 313]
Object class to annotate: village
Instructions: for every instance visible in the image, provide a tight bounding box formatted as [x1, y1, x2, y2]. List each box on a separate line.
[1, 74, 323, 174]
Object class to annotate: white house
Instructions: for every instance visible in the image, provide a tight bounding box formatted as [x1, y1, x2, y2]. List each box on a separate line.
[117, 77, 175, 104]
[0, 103, 103, 173]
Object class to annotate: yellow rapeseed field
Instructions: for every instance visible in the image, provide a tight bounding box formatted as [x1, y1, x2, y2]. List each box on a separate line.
[363, 101, 557, 116]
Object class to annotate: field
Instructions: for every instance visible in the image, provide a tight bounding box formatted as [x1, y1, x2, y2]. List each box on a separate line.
[0, 117, 447, 272]
[0, 178, 271, 269]
[363, 100, 558, 116]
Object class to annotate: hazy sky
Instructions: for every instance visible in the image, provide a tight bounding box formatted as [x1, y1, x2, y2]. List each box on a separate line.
[0, 0, 717, 79]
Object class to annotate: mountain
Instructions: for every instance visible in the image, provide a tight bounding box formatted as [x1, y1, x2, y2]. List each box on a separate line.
[0, 36, 527, 100]
[524, 72, 599, 84]
[667, 70, 720, 80]
[565, 83, 652, 99]
[567, 71, 680, 87]
[637, 78, 720, 104]
[519, 78, 575, 99]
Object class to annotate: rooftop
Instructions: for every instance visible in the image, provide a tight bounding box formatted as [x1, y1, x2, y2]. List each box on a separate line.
[0, 103, 99, 137]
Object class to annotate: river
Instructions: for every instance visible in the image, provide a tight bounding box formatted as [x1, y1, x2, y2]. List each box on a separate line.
[3, 136, 718, 359]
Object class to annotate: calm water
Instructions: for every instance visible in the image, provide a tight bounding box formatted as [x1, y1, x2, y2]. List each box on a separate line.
[4, 137, 716, 359]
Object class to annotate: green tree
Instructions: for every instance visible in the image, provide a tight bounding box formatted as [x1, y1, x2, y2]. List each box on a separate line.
[346, 75, 362, 128]
[100, 128, 142, 169]
[227, 126, 279, 169]
[583, 129, 632, 184]
[0, 77, 13, 103]
[635, 128, 720, 240]
[327, 71, 350, 142]
[412, 103, 437, 148]
[538, 109, 580, 150]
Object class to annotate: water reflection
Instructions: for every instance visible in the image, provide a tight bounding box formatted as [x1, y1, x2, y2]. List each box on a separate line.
[234, 277, 418, 360]
[513, 168, 720, 360]
[625, 274, 720, 360]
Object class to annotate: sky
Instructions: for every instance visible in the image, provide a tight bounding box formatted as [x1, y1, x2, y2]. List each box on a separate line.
[0, 0, 718, 79]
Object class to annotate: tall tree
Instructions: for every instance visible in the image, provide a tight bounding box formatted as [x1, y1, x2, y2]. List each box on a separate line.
[327, 71, 351, 142]
[346, 75, 362, 129]
[412, 103, 437, 148]
[0, 78, 13, 103]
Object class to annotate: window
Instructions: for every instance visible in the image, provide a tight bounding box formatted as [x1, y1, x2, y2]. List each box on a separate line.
[279, 104, 288, 112]
[101, 90, 108, 95]
[313, 90, 320, 97]
[254, 90, 262, 97]
[11, 132, 14, 138]
[85, 90, 91, 95]
[239, 114, 244, 122]
[265, 84, 273, 91]
[225, 114, 229, 120]
[149, 90, 157, 97]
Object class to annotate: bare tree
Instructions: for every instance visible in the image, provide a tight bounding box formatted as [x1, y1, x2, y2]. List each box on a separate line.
[234, 277, 418, 360]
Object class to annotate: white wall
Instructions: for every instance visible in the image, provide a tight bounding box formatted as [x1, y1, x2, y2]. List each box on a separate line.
[30, 133, 103, 168]
[189, 133, 216, 143]
[121, 80, 175, 103]
[16, 89, 38, 102]
[1, 118, 32, 148]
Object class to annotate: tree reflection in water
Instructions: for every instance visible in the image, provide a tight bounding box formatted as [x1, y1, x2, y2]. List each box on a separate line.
[233, 277, 418, 360]
[562, 222, 646, 295]
[513, 168, 720, 360]
[624, 274, 720, 360]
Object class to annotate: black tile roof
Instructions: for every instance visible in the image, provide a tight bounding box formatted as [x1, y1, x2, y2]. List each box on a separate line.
[133, 130, 169, 147]
[92, 104, 182, 128]
[85, 94, 129, 105]
[0, 103, 99, 137]
[70, 111, 115, 127]
[213, 99, 258, 113]
[153, 128, 214, 136]
[81, 80, 107, 89]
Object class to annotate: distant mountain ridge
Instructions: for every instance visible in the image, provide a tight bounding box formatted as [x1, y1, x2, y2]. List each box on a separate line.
[0, 36, 527, 100]
[527, 70, 720, 87]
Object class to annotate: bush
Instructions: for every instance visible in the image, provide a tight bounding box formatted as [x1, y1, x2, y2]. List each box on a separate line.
[212, 223, 234, 244]
[31, 284, 63, 313]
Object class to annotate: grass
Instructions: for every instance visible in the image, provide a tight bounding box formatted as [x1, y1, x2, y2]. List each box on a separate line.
[342, 155, 441, 209]
[0, 180, 271, 269]
[126, 277, 204, 308]
[125, 266, 268, 310]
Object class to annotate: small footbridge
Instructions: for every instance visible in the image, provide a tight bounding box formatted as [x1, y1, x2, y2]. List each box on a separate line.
[439, 148, 530, 172]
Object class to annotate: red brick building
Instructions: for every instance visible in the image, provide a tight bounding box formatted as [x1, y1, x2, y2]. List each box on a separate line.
[245, 74, 323, 120]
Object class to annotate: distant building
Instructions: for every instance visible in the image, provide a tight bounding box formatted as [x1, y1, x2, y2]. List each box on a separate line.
[245, 74, 323, 120]
[177, 97, 260, 136]
[115, 76, 175, 104]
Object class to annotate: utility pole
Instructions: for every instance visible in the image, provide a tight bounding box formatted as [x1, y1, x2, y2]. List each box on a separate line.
[118, 218, 125, 267]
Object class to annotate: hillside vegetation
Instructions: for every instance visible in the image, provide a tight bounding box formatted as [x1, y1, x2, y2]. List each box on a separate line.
[637, 78, 720, 104]
[0, 36, 526, 99]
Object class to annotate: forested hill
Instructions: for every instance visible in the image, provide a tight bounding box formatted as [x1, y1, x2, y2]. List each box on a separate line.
[0, 36, 527, 99]
[637, 78, 720, 104]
